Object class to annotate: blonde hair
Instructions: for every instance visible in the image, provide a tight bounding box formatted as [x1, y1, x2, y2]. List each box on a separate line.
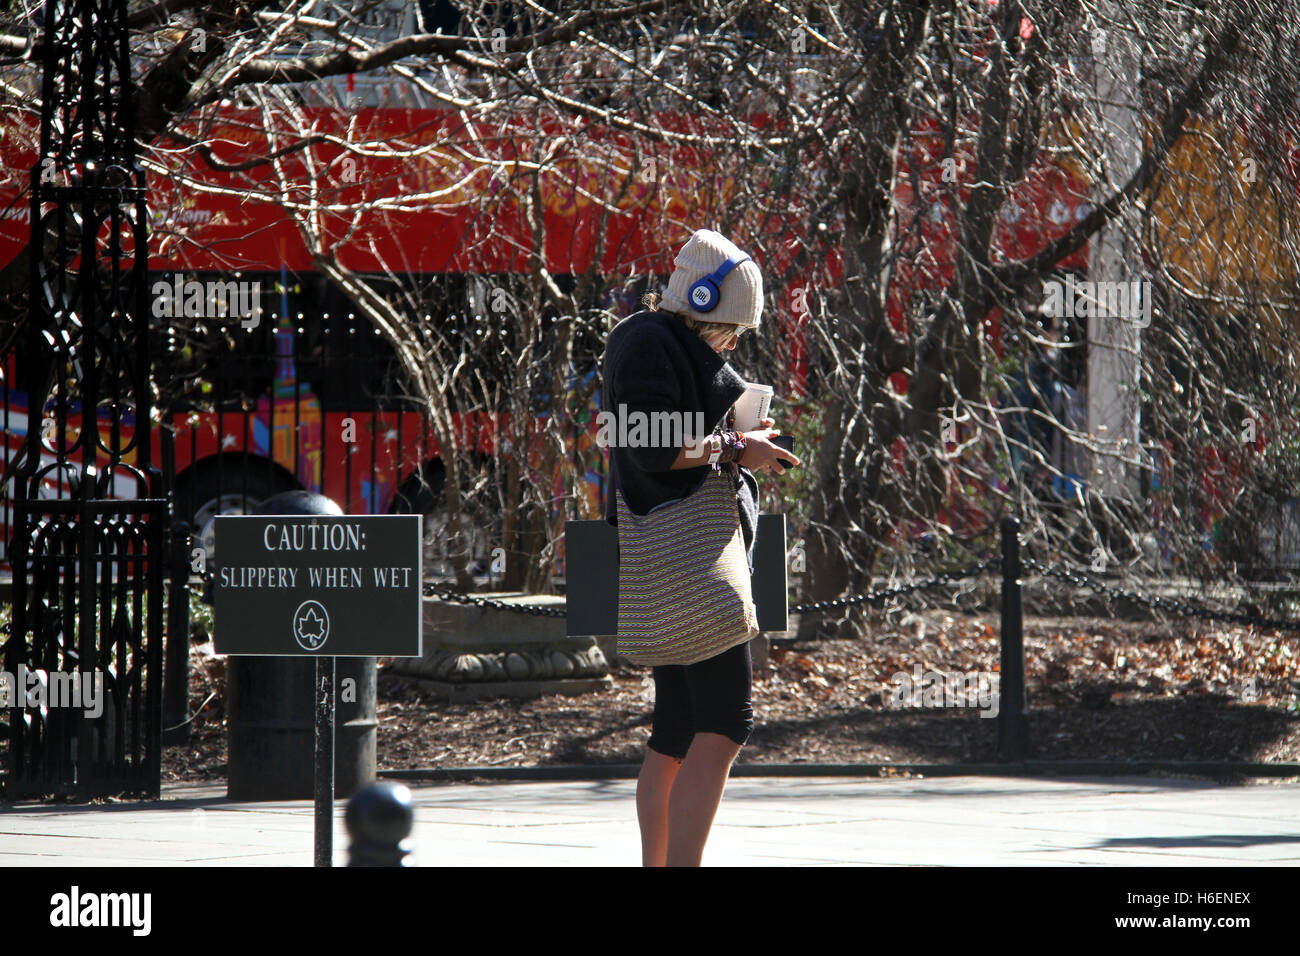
[641, 290, 745, 342]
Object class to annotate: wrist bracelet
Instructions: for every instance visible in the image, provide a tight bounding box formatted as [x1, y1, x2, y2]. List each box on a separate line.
[721, 430, 746, 464]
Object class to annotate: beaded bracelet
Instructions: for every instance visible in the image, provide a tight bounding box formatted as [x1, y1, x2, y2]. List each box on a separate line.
[720, 430, 747, 464]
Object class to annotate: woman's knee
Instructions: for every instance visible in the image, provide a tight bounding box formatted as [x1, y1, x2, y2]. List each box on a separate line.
[645, 740, 688, 763]
[691, 729, 748, 756]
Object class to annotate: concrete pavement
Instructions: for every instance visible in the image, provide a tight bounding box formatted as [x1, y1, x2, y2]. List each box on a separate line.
[2, 774, 1299, 866]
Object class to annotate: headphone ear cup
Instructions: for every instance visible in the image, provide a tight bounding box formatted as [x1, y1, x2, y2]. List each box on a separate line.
[690, 278, 719, 312]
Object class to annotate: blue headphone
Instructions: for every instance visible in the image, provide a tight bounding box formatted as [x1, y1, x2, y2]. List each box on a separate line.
[689, 253, 751, 313]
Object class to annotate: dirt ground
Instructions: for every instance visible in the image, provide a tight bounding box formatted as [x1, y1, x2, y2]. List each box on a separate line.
[161, 609, 1300, 781]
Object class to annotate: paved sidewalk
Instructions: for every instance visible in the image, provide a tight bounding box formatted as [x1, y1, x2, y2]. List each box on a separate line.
[2, 774, 1299, 866]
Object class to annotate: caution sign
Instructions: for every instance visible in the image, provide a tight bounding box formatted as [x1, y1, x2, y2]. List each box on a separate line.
[213, 515, 422, 657]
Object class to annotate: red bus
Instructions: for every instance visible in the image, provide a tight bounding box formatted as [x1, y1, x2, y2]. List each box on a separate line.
[0, 84, 1100, 577]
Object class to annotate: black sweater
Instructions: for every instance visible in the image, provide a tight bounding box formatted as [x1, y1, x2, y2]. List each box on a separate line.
[600, 309, 760, 570]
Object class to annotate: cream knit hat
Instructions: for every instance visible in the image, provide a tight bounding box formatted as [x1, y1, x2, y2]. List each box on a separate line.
[661, 229, 763, 328]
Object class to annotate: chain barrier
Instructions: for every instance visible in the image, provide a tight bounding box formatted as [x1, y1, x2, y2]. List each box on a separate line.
[1021, 557, 1300, 634]
[415, 557, 1002, 619]
[421, 584, 567, 618]
[788, 557, 1001, 615]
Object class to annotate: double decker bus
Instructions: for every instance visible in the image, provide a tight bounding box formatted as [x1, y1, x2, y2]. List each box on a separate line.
[0, 65, 1101, 580]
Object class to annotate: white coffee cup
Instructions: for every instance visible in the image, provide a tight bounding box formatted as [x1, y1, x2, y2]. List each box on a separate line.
[733, 383, 773, 432]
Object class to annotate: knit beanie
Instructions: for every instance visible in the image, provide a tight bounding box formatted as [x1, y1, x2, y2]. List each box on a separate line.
[661, 229, 763, 329]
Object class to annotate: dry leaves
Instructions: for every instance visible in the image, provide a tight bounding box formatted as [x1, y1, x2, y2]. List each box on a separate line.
[160, 612, 1300, 780]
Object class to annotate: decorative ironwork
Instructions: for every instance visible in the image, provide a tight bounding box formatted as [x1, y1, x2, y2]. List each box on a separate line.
[4, 0, 164, 798]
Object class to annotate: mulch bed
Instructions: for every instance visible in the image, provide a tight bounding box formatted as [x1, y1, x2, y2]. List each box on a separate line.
[161, 610, 1300, 782]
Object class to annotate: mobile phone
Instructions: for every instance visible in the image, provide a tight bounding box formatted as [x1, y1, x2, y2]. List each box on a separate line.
[771, 434, 798, 467]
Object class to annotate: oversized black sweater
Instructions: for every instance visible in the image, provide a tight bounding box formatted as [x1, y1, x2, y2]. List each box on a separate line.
[600, 309, 760, 571]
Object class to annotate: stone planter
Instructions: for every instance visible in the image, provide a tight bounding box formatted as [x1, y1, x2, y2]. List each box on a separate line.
[388, 592, 611, 702]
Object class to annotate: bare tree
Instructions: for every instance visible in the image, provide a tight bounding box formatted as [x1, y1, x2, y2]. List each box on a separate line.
[577, 0, 1300, 636]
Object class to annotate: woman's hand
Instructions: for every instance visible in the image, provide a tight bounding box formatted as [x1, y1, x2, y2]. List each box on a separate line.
[739, 417, 801, 475]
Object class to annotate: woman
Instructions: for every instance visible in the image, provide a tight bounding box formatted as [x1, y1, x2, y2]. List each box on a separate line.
[601, 229, 801, 866]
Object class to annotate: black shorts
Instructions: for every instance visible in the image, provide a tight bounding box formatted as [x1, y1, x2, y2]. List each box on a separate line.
[646, 640, 754, 759]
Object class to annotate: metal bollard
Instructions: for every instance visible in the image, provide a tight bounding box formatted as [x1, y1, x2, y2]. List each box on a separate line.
[346, 782, 414, 866]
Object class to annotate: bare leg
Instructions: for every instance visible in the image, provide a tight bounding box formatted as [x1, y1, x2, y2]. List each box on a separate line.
[665, 731, 743, 867]
[637, 746, 684, 866]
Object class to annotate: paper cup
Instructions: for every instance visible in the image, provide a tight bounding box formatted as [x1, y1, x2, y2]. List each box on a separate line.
[733, 383, 773, 432]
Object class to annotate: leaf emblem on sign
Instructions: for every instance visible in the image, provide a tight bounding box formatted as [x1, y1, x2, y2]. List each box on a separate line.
[298, 608, 325, 641]
[293, 601, 330, 650]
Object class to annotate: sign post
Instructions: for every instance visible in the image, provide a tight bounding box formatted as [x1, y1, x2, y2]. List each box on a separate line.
[314, 655, 334, 868]
[213, 514, 423, 867]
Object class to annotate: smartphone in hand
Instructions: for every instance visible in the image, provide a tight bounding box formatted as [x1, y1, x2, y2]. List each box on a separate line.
[771, 434, 798, 468]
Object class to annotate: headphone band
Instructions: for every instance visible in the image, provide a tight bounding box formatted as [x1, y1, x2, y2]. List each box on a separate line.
[707, 254, 750, 286]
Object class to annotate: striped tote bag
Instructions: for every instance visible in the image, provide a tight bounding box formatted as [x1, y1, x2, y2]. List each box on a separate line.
[615, 468, 759, 666]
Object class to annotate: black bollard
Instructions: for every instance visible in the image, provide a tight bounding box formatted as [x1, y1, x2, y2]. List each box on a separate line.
[347, 782, 414, 866]
[997, 518, 1030, 760]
